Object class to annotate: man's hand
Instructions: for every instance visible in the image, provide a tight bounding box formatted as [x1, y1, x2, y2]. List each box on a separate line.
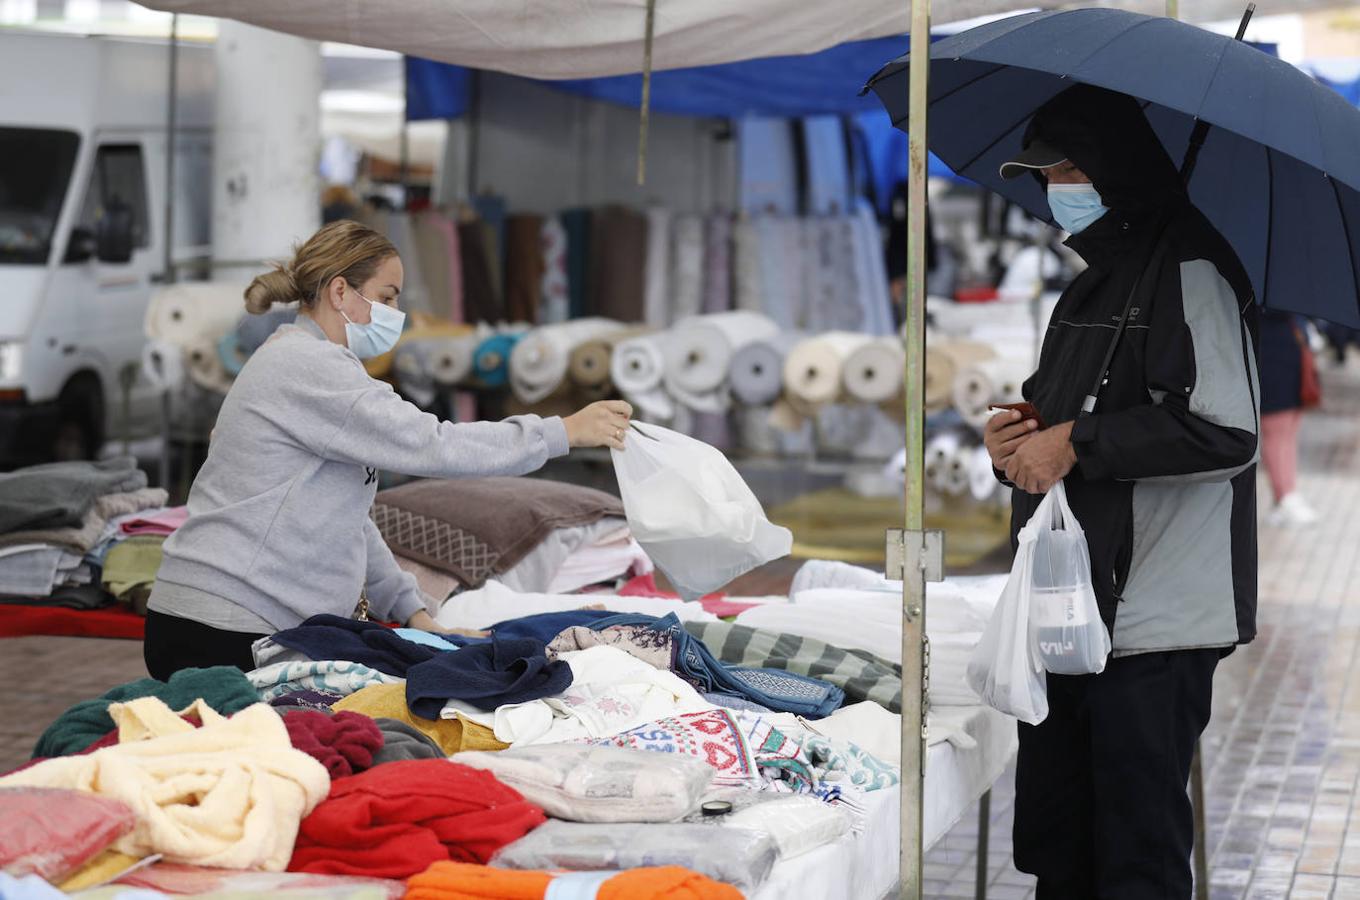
[1004, 421, 1078, 494]
[984, 409, 1040, 471]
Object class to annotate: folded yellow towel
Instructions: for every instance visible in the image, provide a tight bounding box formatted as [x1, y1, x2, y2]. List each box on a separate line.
[0, 698, 329, 871]
[334, 683, 508, 756]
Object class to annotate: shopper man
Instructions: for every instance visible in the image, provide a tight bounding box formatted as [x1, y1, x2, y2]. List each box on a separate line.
[983, 84, 1260, 898]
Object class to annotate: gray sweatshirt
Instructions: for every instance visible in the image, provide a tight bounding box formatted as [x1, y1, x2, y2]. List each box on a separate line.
[148, 317, 569, 631]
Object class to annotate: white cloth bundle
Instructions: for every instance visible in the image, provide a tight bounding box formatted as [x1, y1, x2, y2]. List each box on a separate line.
[426, 334, 481, 386]
[141, 339, 186, 393]
[184, 336, 232, 394]
[783, 332, 874, 408]
[144, 282, 247, 348]
[969, 444, 1001, 502]
[729, 332, 804, 406]
[663, 311, 779, 412]
[670, 215, 706, 322]
[952, 357, 1031, 428]
[924, 431, 963, 493]
[510, 318, 627, 404]
[435, 580, 719, 631]
[643, 207, 673, 329]
[940, 444, 974, 498]
[842, 336, 905, 404]
[610, 332, 674, 421]
[925, 340, 997, 413]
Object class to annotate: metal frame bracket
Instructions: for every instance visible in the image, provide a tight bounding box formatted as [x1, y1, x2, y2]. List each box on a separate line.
[886, 528, 946, 584]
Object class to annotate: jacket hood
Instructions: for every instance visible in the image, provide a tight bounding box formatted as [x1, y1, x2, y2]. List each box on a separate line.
[1024, 84, 1185, 217]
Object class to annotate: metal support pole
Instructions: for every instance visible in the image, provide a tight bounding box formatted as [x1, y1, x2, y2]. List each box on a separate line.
[1192, 741, 1209, 900]
[899, 0, 932, 895]
[162, 13, 179, 284]
[976, 790, 992, 900]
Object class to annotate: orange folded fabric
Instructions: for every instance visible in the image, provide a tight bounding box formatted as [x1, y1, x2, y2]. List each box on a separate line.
[404, 862, 743, 900]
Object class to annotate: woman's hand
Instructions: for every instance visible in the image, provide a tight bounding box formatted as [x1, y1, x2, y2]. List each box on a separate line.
[405, 609, 488, 638]
[563, 400, 633, 451]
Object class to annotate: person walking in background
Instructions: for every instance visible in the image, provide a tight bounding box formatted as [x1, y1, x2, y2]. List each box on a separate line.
[1259, 309, 1320, 527]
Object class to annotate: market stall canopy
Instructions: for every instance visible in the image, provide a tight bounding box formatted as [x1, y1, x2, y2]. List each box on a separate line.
[136, 0, 1024, 78]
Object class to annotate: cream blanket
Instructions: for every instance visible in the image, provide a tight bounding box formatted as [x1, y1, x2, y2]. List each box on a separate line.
[0, 698, 329, 871]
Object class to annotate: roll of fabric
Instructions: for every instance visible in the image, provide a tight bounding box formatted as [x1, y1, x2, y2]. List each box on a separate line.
[458, 221, 504, 324]
[842, 337, 905, 404]
[388, 213, 433, 318]
[942, 445, 973, 497]
[539, 217, 570, 325]
[728, 332, 803, 406]
[643, 207, 673, 329]
[670, 215, 705, 323]
[568, 327, 651, 399]
[140, 340, 185, 393]
[851, 200, 896, 337]
[924, 340, 994, 412]
[413, 212, 456, 323]
[969, 444, 1000, 502]
[732, 217, 763, 315]
[952, 357, 1031, 428]
[782, 332, 872, 409]
[663, 311, 778, 399]
[758, 217, 808, 330]
[473, 333, 522, 389]
[217, 332, 248, 378]
[700, 214, 733, 315]
[144, 282, 246, 349]
[184, 336, 233, 395]
[610, 333, 674, 421]
[505, 214, 546, 325]
[510, 319, 626, 404]
[561, 208, 592, 321]
[589, 206, 648, 323]
[924, 430, 963, 493]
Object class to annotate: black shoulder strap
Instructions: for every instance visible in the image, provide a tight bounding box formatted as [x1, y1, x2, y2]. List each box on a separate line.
[1078, 225, 1172, 419]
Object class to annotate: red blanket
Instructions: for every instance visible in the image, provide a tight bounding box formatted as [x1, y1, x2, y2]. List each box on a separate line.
[0, 603, 145, 639]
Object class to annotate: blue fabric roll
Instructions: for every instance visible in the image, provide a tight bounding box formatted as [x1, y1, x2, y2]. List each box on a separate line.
[472, 333, 521, 388]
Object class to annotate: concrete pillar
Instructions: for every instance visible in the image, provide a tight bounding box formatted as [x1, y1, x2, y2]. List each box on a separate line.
[212, 20, 321, 282]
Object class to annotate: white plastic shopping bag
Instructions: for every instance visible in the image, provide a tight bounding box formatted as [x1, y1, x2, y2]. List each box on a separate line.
[966, 481, 1110, 725]
[611, 423, 793, 600]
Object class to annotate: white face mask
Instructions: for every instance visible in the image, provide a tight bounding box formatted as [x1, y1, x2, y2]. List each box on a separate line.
[339, 286, 405, 359]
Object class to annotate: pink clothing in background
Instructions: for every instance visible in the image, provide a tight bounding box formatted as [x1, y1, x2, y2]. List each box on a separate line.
[120, 506, 189, 537]
[1261, 409, 1301, 503]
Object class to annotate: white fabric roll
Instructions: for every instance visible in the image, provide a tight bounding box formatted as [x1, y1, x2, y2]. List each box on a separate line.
[969, 444, 1000, 502]
[925, 431, 961, 492]
[842, 337, 905, 404]
[184, 336, 232, 395]
[782, 332, 872, 407]
[611, 333, 675, 421]
[643, 207, 673, 329]
[510, 318, 626, 404]
[663, 311, 779, 397]
[951, 357, 1031, 428]
[729, 332, 803, 406]
[426, 335, 480, 386]
[942, 445, 972, 498]
[393, 342, 438, 408]
[670, 215, 706, 323]
[145, 282, 247, 348]
[141, 339, 185, 393]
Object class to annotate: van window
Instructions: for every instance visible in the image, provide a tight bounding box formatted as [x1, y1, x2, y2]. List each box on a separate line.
[0, 128, 80, 265]
[79, 144, 151, 252]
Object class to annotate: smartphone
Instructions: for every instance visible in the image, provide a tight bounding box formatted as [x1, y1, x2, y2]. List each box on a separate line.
[990, 401, 1046, 430]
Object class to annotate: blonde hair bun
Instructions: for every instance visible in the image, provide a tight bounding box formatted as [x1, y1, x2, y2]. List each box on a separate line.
[244, 266, 301, 314]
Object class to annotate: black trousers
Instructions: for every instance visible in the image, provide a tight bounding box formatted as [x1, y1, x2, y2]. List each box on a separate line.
[1013, 649, 1220, 900]
[143, 609, 268, 682]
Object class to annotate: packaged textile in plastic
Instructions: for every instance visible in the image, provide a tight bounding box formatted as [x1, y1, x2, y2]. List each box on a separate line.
[0, 787, 135, 882]
[491, 821, 778, 892]
[611, 423, 792, 600]
[454, 744, 713, 823]
[681, 791, 852, 859]
[1026, 482, 1109, 675]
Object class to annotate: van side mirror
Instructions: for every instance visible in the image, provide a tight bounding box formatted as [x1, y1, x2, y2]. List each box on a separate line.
[95, 198, 135, 264]
[64, 227, 98, 264]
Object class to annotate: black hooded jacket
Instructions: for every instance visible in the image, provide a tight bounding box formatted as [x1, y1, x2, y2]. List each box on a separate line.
[1008, 85, 1260, 653]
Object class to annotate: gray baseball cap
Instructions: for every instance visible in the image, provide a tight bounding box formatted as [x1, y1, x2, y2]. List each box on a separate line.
[999, 137, 1067, 179]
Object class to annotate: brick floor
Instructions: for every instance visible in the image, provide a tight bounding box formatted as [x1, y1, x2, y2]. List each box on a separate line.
[2, 365, 1359, 899]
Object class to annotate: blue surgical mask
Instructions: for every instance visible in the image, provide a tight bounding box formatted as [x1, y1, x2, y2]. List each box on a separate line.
[1047, 183, 1109, 235]
[340, 286, 405, 359]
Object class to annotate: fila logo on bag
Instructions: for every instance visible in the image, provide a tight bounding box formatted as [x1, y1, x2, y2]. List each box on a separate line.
[1039, 639, 1076, 656]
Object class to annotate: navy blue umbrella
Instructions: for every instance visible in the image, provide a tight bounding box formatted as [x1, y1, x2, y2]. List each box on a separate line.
[866, 8, 1360, 327]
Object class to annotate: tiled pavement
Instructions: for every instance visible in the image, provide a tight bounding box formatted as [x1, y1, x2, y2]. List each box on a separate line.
[3, 365, 1360, 898]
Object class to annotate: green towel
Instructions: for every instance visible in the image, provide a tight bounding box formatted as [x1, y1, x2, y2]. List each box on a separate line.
[102, 535, 165, 610]
[32, 666, 259, 759]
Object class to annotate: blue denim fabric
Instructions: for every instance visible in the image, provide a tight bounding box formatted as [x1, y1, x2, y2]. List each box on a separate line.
[589, 612, 844, 718]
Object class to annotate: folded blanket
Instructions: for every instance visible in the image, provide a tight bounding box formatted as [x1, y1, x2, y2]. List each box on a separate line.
[0, 457, 146, 533]
[32, 665, 258, 759]
[248, 659, 402, 702]
[334, 683, 508, 756]
[370, 477, 624, 587]
[1, 698, 330, 871]
[406, 861, 742, 900]
[268, 614, 443, 677]
[283, 710, 383, 778]
[289, 759, 545, 878]
[406, 636, 572, 717]
[0, 487, 169, 555]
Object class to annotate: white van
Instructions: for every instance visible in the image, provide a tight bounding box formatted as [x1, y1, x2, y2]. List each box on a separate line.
[0, 30, 214, 466]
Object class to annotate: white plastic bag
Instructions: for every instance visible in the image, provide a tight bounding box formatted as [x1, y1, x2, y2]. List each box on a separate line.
[965, 482, 1110, 725]
[611, 423, 792, 600]
[1028, 481, 1110, 676]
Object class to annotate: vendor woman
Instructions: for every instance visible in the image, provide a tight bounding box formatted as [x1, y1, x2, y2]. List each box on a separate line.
[144, 220, 632, 681]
